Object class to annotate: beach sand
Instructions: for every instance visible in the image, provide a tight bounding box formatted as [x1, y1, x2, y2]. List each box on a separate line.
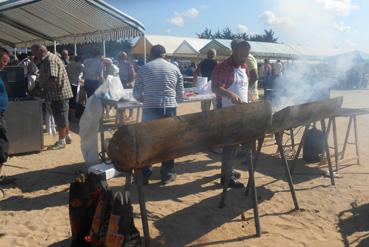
[0, 90, 369, 247]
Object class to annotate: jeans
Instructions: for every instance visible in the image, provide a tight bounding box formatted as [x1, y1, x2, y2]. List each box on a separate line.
[84, 79, 100, 98]
[142, 107, 177, 180]
[221, 145, 238, 179]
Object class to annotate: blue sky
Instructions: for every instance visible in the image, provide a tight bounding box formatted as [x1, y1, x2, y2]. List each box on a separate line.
[107, 0, 369, 54]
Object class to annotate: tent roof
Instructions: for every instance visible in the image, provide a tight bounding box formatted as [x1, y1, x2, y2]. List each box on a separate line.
[326, 50, 369, 64]
[173, 38, 211, 57]
[200, 39, 299, 59]
[131, 35, 195, 56]
[0, 0, 145, 48]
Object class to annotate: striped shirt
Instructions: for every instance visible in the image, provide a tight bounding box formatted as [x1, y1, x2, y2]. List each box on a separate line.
[133, 58, 184, 109]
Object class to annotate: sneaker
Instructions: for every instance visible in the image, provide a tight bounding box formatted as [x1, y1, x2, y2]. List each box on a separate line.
[66, 135, 72, 145]
[48, 141, 66, 150]
[161, 173, 176, 185]
[220, 177, 244, 188]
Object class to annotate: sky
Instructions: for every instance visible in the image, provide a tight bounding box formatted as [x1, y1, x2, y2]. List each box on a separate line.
[106, 0, 369, 55]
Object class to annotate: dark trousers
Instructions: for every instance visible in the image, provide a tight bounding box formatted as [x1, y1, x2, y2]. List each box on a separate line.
[142, 107, 177, 180]
[84, 79, 100, 98]
[221, 145, 238, 179]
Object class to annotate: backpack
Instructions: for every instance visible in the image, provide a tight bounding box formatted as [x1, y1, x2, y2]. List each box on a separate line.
[303, 126, 325, 163]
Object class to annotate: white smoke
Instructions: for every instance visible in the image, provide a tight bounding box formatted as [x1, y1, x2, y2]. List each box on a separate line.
[260, 0, 367, 110]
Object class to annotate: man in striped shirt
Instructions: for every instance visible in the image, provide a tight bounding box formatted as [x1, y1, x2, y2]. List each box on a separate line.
[133, 45, 184, 185]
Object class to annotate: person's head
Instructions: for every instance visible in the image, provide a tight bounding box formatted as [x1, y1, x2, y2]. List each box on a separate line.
[118, 51, 128, 62]
[150, 45, 166, 60]
[61, 49, 69, 60]
[277, 59, 281, 63]
[0, 47, 10, 70]
[207, 49, 216, 59]
[31, 44, 48, 61]
[264, 59, 269, 64]
[231, 39, 250, 66]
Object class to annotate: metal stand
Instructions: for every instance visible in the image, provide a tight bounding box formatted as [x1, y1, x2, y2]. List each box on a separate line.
[245, 135, 300, 210]
[320, 120, 336, 186]
[134, 169, 151, 247]
[218, 142, 261, 237]
[290, 125, 309, 175]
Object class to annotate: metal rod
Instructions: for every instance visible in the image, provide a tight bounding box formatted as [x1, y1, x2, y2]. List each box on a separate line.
[290, 128, 295, 150]
[219, 147, 232, 208]
[143, 34, 147, 64]
[102, 40, 106, 57]
[332, 117, 340, 172]
[246, 143, 261, 237]
[100, 115, 106, 161]
[134, 169, 150, 247]
[321, 119, 335, 186]
[353, 116, 360, 165]
[341, 117, 353, 160]
[275, 132, 300, 210]
[245, 136, 265, 196]
[290, 125, 309, 175]
[53, 41, 57, 54]
[74, 42, 77, 56]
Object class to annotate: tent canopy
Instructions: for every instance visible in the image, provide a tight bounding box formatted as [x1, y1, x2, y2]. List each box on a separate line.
[173, 38, 210, 58]
[131, 35, 190, 57]
[200, 39, 299, 60]
[0, 0, 145, 48]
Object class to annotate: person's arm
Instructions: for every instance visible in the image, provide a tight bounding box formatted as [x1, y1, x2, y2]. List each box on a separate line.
[133, 68, 144, 102]
[249, 69, 258, 88]
[128, 64, 136, 87]
[176, 69, 184, 103]
[211, 65, 242, 104]
[192, 62, 202, 86]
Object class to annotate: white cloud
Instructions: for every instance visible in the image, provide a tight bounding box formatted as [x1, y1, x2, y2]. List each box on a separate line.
[334, 21, 351, 32]
[185, 8, 199, 18]
[167, 16, 184, 27]
[259, 10, 292, 27]
[236, 24, 248, 33]
[165, 29, 172, 34]
[167, 8, 199, 27]
[316, 0, 359, 16]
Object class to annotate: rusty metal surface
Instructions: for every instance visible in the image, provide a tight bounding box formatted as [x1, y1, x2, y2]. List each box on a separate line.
[270, 97, 343, 132]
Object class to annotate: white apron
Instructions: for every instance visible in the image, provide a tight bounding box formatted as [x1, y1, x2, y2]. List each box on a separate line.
[222, 67, 249, 108]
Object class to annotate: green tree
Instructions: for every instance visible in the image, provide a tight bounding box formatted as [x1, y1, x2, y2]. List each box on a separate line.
[197, 28, 278, 43]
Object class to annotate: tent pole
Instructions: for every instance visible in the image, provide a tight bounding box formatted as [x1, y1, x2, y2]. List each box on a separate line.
[14, 48, 17, 58]
[103, 40, 106, 57]
[53, 41, 57, 54]
[143, 34, 147, 64]
[74, 42, 77, 56]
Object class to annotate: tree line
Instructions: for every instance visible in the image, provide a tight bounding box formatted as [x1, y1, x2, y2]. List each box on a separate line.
[197, 27, 278, 43]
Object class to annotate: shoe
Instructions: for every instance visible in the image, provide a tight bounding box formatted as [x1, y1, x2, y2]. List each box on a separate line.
[48, 141, 66, 150]
[66, 135, 72, 145]
[0, 175, 16, 185]
[220, 177, 244, 188]
[161, 173, 176, 185]
[232, 170, 241, 179]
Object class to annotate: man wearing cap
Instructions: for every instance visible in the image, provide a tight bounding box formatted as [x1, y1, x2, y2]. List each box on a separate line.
[133, 44, 184, 185]
[211, 39, 251, 188]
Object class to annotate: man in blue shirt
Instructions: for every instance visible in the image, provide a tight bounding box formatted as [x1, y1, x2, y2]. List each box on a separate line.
[0, 47, 11, 185]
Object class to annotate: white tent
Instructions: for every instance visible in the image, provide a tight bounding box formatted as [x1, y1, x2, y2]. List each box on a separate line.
[199, 39, 299, 60]
[131, 35, 198, 58]
[173, 38, 211, 58]
[0, 0, 145, 48]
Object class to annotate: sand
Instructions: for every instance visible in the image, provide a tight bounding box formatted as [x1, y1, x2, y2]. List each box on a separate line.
[1, 90, 369, 247]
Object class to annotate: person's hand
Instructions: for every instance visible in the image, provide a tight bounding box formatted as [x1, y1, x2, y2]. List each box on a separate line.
[228, 92, 243, 104]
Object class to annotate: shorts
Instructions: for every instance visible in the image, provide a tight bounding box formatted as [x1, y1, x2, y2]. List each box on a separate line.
[0, 115, 9, 164]
[51, 100, 69, 129]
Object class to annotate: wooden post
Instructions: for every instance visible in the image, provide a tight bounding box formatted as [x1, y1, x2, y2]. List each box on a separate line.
[321, 119, 335, 186]
[134, 169, 150, 247]
[53, 41, 57, 54]
[340, 117, 353, 160]
[332, 117, 340, 172]
[353, 116, 360, 164]
[103, 40, 106, 57]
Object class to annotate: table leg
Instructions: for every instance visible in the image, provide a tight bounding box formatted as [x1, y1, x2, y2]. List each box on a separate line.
[332, 117, 340, 172]
[321, 120, 335, 186]
[353, 116, 360, 165]
[134, 169, 150, 247]
[341, 117, 353, 160]
[275, 132, 300, 210]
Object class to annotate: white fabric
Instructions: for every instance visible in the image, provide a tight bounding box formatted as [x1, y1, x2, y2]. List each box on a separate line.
[222, 67, 249, 108]
[79, 75, 125, 166]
